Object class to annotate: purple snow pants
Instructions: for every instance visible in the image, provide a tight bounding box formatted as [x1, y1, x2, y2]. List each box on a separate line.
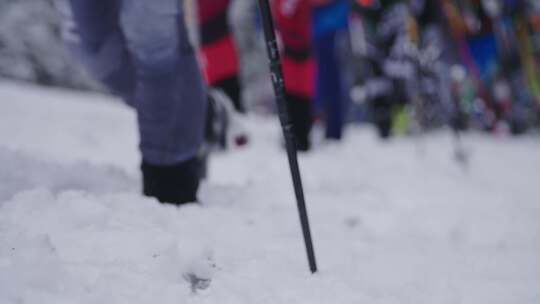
[64, 0, 207, 165]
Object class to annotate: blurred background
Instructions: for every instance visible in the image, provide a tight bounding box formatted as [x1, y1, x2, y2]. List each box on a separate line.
[1, 0, 540, 139]
[1, 2, 539, 301]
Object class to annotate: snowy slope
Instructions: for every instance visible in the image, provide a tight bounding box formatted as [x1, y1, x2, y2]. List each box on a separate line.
[1, 81, 540, 304]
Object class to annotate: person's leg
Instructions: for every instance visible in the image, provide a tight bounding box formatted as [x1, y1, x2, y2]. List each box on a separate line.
[67, 0, 135, 104]
[68, 0, 208, 204]
[118, 0, 208, 203]
[197, 0, 244, 113]
[285, 93, 313, 151]
[119, 0, 207, 165]
[315, 32, 343, 140]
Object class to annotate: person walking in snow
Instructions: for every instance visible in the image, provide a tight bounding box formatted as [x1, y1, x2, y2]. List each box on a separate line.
[61, 0, 214, 205]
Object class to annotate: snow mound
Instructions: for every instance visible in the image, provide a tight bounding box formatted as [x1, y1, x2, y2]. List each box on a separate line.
[1, 81, 540, 303]
[0, 189, 218, 303]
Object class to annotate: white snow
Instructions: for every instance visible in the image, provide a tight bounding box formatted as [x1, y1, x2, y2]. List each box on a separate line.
[1, 80, 540, 303]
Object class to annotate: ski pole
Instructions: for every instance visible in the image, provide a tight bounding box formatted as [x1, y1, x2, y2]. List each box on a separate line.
[257, 0, 318, 274]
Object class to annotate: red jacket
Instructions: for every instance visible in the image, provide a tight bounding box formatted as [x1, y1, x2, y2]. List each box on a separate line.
[274, 0, 316, 98]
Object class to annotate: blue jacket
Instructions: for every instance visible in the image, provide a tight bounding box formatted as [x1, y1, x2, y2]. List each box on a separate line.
[312, 0, 350, 38]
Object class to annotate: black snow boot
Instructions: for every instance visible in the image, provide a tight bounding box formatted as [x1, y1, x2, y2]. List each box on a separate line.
[141, 157, 201, 205]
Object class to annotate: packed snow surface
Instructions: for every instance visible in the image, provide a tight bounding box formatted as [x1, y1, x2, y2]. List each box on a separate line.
[1, 81, 540, 303]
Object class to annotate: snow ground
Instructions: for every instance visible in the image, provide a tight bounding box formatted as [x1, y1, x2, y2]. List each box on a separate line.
[1, 81, 540, 304]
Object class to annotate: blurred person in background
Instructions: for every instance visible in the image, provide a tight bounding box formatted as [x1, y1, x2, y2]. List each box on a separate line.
[273, 0, 317, 151]
[312, 0, 351, 141]
[197, 0, 319, 151]
[196, 0, 245, 114]
[195, 0, 250, 148]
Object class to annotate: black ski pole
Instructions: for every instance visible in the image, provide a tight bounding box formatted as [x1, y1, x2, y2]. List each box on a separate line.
[257, 0, 317, 274]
